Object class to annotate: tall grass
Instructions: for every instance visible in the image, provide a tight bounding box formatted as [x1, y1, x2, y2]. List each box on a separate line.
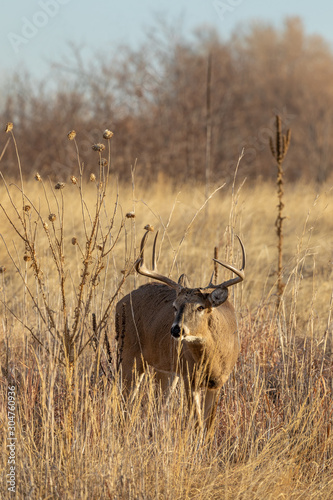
[0, 128, 332, 499]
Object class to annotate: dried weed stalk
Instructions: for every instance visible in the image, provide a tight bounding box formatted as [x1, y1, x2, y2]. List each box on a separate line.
[269, 115, 291, 307]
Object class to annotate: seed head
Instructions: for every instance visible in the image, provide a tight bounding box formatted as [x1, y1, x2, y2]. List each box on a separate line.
[35, 173, 42, 182]
[23, 254, 31, 262]
[67, 130, 76, 141]
[5, 122, 13, 133]
[24, 205, 31, 212]
[48, 213, 56, 222]
[103, 129, 114, 140]
[55, 182, 65, 190]
[92, 143, 105, 152]
[90, 173, 96, 182]
[98, 158, 108, 167]
[0, 266, 6, 273]
[43, 222, 49, 231]
[144, 224, 154, 232]
[70, 175, 78, 184]
[97, 245, 103, 251]
[126, 212, 135, 219]
[72, 237, 77, 245]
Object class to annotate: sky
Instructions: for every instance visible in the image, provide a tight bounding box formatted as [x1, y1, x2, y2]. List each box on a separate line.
[1, 0, 333, 83]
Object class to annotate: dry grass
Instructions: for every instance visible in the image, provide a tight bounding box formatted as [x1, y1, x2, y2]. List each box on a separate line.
[0, 134, 332, 498]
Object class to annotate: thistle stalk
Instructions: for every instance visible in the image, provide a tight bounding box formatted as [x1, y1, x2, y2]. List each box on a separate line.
[269, 115, 291, 308]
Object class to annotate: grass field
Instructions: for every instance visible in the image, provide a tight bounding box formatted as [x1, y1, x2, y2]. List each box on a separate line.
[0, 135, 332, 498]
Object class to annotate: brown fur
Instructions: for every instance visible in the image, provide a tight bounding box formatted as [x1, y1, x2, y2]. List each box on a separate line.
[116, 280, 240, 430]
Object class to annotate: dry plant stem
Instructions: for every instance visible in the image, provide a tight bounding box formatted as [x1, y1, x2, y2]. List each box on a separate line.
[269, 115, 291, 307]
[0, 137, 10, 163]
[214, 247, 218, 284]
[72, 137, 90, 240]
[170, 183, 226, 274]
[9, 130, 25, 212]
[227, 150, 246, 264]
[320, 288, 333, 374]
[0, 181, 72, 344]
[78, 255, 134, 359]
[0, 175, 26, 234]
[74, 221, 125, 351]
[205, 51, 212, 200]
[0, 202, 59, 341]
[49, 186, 68, 347]
[131, 160, 137, 288]
[159, 195, 179, 266]
[138, 192, 180, 271]
[71, 172, 109, 345]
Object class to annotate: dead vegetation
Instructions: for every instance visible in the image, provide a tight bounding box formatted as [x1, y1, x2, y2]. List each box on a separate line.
[0, 122, 332, 498]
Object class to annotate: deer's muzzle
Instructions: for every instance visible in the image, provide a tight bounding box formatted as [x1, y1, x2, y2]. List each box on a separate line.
[171, 324, 181, 338]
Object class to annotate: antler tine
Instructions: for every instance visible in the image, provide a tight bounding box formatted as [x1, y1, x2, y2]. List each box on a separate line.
[206, 270, 215, 288]
[139, 230, 149, 259]
[135, 230, 153, 275]
[207, 235, 246, 289]
[135, 230, 151, 276]
[152, 230, 159, 270]
[135, 230, 179, 290]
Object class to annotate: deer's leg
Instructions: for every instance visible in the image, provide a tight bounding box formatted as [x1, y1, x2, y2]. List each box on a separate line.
[120, 353, 144, 400]
[155, 371, 171, 393]
[203, 389, 219, 431]
[182, 378, 203, 428]
[155, 371, 180, 406]
[192, 390, 203, 428]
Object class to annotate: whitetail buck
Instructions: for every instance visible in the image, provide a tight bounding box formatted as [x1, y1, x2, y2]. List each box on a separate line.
[116, 230, 245, 430]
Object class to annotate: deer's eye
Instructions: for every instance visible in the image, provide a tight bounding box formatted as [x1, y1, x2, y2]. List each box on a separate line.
[197, 305, 205, 312]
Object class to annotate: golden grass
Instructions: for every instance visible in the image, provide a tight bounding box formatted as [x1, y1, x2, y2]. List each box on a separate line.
[0, 160, 332, 498]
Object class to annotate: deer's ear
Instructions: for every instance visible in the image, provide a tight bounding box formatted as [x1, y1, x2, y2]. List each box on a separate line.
[208, 287, 228, 307]
[178, 273, 190, 288]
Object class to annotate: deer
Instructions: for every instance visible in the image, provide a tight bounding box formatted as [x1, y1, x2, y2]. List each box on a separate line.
[115, 230, 245, 430]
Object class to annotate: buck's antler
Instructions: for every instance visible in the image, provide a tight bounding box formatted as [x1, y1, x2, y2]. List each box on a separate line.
[206, 235, 245, 289]
[135, 230, 179, 290]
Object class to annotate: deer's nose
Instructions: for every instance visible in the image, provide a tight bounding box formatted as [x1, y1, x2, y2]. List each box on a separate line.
[171, 324, 181, 338]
